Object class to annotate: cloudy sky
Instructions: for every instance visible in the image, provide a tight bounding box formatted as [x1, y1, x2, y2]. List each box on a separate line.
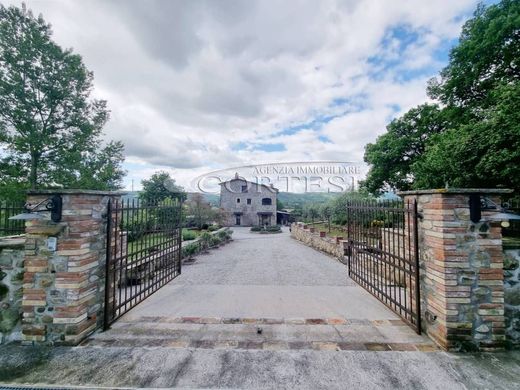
[9, 0, 495, 190]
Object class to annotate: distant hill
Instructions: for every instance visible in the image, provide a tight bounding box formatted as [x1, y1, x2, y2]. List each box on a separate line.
[124, 191, 346, 208]
[278, 192, 342, 208]
[189, 193, 220, 206]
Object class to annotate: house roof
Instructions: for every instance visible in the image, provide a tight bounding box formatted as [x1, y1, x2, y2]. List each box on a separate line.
[219, 173, 279, 193]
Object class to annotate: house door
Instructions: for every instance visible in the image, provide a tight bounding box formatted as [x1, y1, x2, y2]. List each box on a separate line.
[259, 214, 270, 226]
[235, 215, 241, 225]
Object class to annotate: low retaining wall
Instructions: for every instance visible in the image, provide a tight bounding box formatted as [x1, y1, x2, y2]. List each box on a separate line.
[181, 227, 233, 259]
[0, 236, 25, 344]
[291, 223, 345, 260]
[504, 249, 520, 348]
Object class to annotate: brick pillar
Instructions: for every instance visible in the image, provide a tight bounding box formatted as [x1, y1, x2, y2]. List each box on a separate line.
[400, 189, 510, 351]
[21, 190, 122, 345]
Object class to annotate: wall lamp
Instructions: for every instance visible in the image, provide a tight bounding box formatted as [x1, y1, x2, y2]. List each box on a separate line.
[9, 195, 63, 223]
[469, 194, 520, 226]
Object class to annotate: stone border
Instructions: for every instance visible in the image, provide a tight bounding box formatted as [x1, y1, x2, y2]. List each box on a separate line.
[117, 316, 408, 326]
[290, 222, 345, 260]
[83, 338, 438, 352]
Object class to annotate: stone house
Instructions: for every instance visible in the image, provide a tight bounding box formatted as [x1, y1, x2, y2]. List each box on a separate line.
[219, 175, 278, 226]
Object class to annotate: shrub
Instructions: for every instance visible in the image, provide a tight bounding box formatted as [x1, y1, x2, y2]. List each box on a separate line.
[200, 231, 212, 248]
[121, 211, 155, 243]
[208, 225, 219, 232]
[182, 229, 198, 241]
[217, 230, 228, 241]
[182, 243, 198, 259]
[210, 236, 221, 247]
[201, 223, 209, 230]
[251, 225, 281, 233]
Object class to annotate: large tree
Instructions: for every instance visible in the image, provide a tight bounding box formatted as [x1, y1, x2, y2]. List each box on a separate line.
[428, 0, 520, 109]
[140, 171, 185, 204]
[363, 104, 447, 194]
[413, 83, 520, 190]
[363, 0, 520, 193]
[0, 4, 125, 196]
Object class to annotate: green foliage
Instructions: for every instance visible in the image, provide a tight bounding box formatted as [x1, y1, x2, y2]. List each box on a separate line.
[182, 229, 198, 241]
[330, 190, 373, 225]
[303, 204, 320, 223]
[154, 197, 183, 228]
[413, 83, 520, 190]
[277, 192, 340, 208]
[121, 210, 154, 242]
[0, 4, 125, 191]
[363, 104, 446, 193]
[210, 235, 221, 246]
[199, 231, 212, 248]
[265, 225, 281, 232]
[363, 0, 520, 193]
[185, 193, 226, 229]
[182, 242, 198, 259]
[122, 199, 182, 243]
[217, 230, 228, 241]
[428, 0, 520, 109]
[251, 225, 281, 233]
[140, 171, 185, 204]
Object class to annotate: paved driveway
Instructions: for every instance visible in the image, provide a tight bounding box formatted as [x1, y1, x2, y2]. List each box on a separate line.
[119, 227, 403, 321]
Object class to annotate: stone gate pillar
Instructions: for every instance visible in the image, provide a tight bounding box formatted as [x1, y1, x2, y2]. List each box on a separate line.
[21, 190, 122, 345]
[399, 189, 511, 351]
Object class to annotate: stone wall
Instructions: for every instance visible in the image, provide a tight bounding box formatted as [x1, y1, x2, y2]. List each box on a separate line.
[291, 223, 345, 260]
[220, 178, 277, 226]
[0, 236, 25, 344]
[401, 189, 509, 351]
[504, 249, 520, 348]
[21, 190, 121, 345]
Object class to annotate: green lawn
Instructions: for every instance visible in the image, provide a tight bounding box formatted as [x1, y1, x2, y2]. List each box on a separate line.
[127, 232, 172, 256]
[126, 229, 204, 256]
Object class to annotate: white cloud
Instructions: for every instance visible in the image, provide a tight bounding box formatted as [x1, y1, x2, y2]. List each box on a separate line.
[9, 0, 480, 189]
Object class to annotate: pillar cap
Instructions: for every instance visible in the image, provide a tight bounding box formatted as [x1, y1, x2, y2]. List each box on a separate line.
[27, 189, 127, 196]
[398, 188, 513, 196]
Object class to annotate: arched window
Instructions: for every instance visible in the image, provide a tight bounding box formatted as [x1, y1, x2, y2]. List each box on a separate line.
[262, 198, 272, 205]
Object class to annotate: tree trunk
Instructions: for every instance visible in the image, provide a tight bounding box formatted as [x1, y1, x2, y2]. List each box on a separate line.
[29, 152, 38, 190]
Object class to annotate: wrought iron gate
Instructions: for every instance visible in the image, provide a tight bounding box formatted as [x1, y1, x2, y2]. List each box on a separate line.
[104, 197, 183, 329]
[346, 199, 421, 333]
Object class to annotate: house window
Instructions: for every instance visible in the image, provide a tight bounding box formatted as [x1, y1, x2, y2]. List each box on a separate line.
[247, 199, 251, 205]
[262, 198, 272, 206]
[241, 185, 248, 193]
[235, 215, 241, 225]
[237, 198, 241, 203]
